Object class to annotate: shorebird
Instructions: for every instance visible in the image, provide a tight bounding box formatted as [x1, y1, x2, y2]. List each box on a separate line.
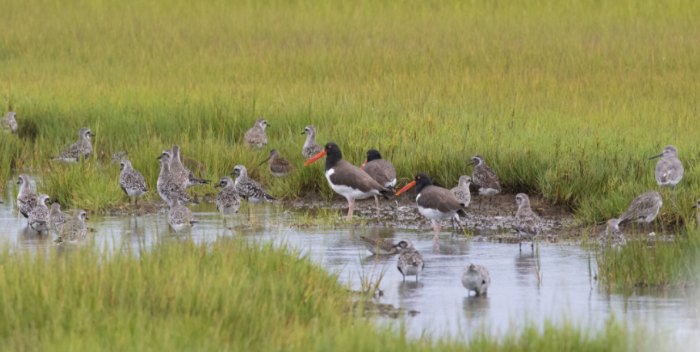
[169, 146, 210, 188]
[301, 125, 322, 159]
[395, 173, 468, 234]
[362, 149, 397, 210]
[52, 127, 93, 162]
[157, 151, 190, 205]
[215, 176, 241, 215]
[2, 111, 17, 133]
[259, 149, 294, 177]
[603, 219, 627, 246]
[650, 145, 683, 188]
[55, 210, 89, 244]
[470, 155, 501, 208]
[462, 263, 491, 296]
[396, 241, 424, 282]
[28, 194, 50, 234]
[450, 176, 472, 229]
[305, 143, 391, 220]
[610, 191, 663, 232]
[167, 199, 197, 232]
[359, 236, 401, 255]
[231, 165, 274, 203]
[49, 202, 68, 235]
[119, 159, 147, 207]
[16, 174, 38, 219]
[244, 118, 269, 149]
[514, 193, 541, 252]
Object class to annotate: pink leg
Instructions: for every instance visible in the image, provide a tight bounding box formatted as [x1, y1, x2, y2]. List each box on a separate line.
[431, 220, 441, 234]
[346, 199, 355, 220]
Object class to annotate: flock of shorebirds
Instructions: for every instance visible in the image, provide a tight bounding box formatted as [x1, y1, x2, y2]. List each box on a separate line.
[2, 111, 686, 294]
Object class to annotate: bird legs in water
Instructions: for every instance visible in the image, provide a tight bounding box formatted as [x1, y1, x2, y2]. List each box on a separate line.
[518, 233, 535, 252]
[346, 199, 355, 221]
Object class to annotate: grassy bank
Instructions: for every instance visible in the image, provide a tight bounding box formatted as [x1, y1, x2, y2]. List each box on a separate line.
[596, 229, 700, 289]
[1, 0, 699, 224]
[0, 238, 648, 351]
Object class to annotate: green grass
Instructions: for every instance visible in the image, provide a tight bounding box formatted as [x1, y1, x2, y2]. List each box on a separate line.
[1, 0, 700, 224]
[596, 228, 700, 289]
[0, 239, 650, 351]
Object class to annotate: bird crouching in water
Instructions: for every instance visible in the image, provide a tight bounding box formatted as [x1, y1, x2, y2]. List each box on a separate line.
[462, 264, 491, 297]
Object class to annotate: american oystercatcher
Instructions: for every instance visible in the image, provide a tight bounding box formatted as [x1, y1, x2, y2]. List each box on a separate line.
[395, 173, 468, 234]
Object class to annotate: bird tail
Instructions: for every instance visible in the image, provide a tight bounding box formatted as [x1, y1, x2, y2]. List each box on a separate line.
[264, 193, 275, 202]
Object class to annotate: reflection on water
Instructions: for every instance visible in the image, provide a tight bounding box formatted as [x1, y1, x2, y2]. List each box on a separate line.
[0, 201, 699, 349]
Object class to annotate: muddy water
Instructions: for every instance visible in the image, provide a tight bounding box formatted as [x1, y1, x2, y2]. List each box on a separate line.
[0, 199, 698, 349]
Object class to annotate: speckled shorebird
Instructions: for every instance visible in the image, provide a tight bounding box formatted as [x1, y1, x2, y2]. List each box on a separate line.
[395, 173, 468, 234]
[396, 241, 424, 282]
[301, 125, 322, 159]
[119, 159, 147, 206]
[450, 176, 472, 229]
[362, 149, 397, 210]
[2, 111, 18, 133]
[16, 174, 38, 219]
[28, 194, 50, 234]
[470, 155, 501, 208]
[244, 118, 269, 149]
[55, 210, 89, 244]
[610, 191, 663, 232]
[215, 176, 241, 215]
[603, 219, 627, 246]
[462, 263, 491, 297]
[305, 143, 391, 220]
[52, 127, 93, 162]
[169, 146, 209, 188]
[49, 202, 68, 235]
[231, 165, 274, 203]
[260, 149, 294, 177]
[650, 145, 683, 188]
[359, 236, 401, 255]
[167, 199, 197, 232]
[156, 151, 190, 205]
[514, 193, 541, 252]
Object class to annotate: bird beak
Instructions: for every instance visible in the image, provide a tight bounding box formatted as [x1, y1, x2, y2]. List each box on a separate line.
[215, 183, 223, 188]
[304, 150, 326, 166]
[301, 130, 306, 135]
[395, 180, 417, 196]
[360, 160, 367, 170]
[649, 153, 663, 160]
[258, 156, 271, 166]
[693, 205, 697, 209]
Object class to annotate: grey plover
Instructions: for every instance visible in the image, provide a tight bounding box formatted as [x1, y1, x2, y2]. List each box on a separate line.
[395, 173, 467, 234]
[157, 151, 190, 205]
[514, 193, 541, 251]
[396, 241, 424, 282]
[470, 156, 501, 207]
[231, 165, 274, 203]
[52, 127, 93, 162]
[611, 191, 663, 232]
[119, 159, 147, 206]
[28, 194, 50, 234]
[450, 175, 472, 229]
[16, 174, 38, 218]
[603, 218, 627, 246]
[359, 236, 401, 255]
[244, 118, 268, 149]
[167, 199, 197, 232]
[215, 176, 241, 215]
[261, 149, 294, 177]
[462, 263, 491, 296]
[304, 143, 390, 220]
[650, 145, 683, 187]
[301, 125, 322, 159]
[169, 146, 209, 188]
[2, 111, 18, 133]
[55, 210, 89, 244]
[49, 202, 68, 235]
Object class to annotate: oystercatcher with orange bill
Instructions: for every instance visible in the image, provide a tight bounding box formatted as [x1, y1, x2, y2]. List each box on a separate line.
[305, 142, 391, 220]
[395, 173, 468, 234]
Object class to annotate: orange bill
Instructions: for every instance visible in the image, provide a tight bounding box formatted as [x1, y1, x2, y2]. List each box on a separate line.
[395, 180, 416, 196]
[360, 159, 367, 170]
[304, 150, 327, 166]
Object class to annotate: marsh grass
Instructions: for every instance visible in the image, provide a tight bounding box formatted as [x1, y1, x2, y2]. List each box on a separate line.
[0, 239, 651, 351]
[1, 0, 700, 227]
[596, 229, 700, 289]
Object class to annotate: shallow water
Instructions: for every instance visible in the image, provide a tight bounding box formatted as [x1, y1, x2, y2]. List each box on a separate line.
[0, 200, 698, 349]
